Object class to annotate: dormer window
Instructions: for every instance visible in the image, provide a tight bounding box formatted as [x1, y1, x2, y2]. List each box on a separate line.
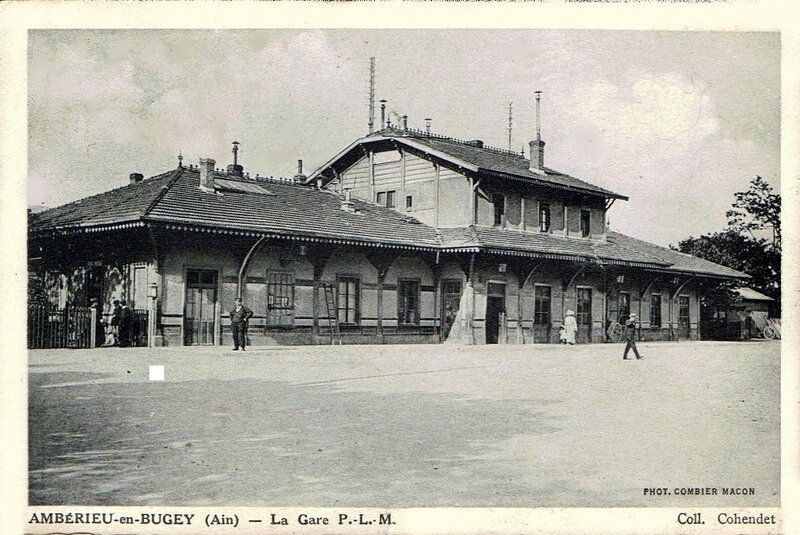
[492, 194, 505, 227]
[580, 209, 591, 238]
[539, 202, 551, 232]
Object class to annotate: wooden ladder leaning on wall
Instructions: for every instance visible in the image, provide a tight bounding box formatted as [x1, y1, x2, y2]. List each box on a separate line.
[321, 283, 342, 345]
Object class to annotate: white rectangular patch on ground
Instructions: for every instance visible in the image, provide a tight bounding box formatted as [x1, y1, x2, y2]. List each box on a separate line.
[149, 365, 164, 381]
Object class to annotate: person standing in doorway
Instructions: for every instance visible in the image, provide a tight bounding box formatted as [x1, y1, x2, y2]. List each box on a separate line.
[230, 297, 253, 351]
[622, 313, 643, 360]
[118, 299, 133, 348]
[110, 299, 122, 346]
[563, 310, 578, 345]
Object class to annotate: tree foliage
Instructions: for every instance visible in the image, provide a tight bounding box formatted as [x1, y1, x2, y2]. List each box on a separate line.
[726, 175, 781, 250]
[674, 176, 781, 305]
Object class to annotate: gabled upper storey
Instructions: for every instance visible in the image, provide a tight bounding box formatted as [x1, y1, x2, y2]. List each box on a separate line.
[307, 127, 627, 240]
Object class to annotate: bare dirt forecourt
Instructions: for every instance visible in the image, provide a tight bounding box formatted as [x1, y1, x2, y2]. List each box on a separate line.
[28, 125, 747, 348]
[28, 341, 779, 506]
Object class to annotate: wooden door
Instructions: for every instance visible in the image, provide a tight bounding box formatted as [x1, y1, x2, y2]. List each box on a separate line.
[485, 282, 506, 344]
[184, 269, 218, 345]
[678, 296, 691, 339]
[441, 279, 462, 339]
[576, 287, 593, 343]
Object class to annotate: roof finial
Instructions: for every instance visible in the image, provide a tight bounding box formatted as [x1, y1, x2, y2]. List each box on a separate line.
[177, 151, 184, 168]
[232, 141, 240, 166]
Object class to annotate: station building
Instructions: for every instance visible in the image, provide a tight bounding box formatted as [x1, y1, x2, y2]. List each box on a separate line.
[28, 126, 747, 346]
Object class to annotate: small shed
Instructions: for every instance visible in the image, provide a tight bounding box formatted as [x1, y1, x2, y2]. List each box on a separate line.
[733, 287, 775, 339]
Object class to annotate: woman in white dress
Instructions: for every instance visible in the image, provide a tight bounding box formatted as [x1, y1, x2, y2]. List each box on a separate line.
[563, 309, 578, 345]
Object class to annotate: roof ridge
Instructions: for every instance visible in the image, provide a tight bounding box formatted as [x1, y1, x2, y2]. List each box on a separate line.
[141, 167, 185, 218]
[34, 169, 177, 217]
[381, 127, 525, 158]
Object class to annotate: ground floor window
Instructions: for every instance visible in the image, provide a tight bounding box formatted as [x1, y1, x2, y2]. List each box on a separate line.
[398, 278, 421, 325]
[337, 276, 360, 325]
[533, 285, 551, 325]
[576, 287, 592, 325]
[650, 294, 662, 327]
[267, 272, 294, 327]
[679, 295, 690, 325]
[618, 291, 631, 321]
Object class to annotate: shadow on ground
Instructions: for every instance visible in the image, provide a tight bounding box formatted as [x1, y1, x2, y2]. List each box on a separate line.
[29, 371, 560, 506]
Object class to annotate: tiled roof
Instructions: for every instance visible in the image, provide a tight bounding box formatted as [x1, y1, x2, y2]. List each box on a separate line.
[29, 168, 441, 249]
[734, 287, 774, 301]
[28, 170, 178, 231]
[146, 170, 440, 248]
[604, 232, 749, 278]
[438, 226, 749, 278]
[400, 133, 626, 199]
[310, 128, 627, 200]
[29, 167, 747, 279]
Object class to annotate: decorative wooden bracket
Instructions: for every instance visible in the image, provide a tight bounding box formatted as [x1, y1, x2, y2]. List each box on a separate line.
[640, 276, 660, 299]
[671, 275, 696, 300]
[562, 263, 591, 292]
[237, 235, 270, 298]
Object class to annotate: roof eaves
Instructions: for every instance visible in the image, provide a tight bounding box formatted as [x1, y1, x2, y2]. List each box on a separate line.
[147, 219, 441, 251]
[395, 138, 479, 173]
[479, 169, 628, 200]
[306, 136, 372, 183]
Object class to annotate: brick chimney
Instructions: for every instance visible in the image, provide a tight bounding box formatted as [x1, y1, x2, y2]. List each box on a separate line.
[293, 159, 306, 182]
[529, 90, 546, 174]
[199, 158, 216, 191]
[129, 173, 144, 184]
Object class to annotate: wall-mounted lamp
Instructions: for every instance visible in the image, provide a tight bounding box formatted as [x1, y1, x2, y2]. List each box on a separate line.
[498, 263, 507, 273]
[298, 245, 308, 256]
[616, 275, 625, 284]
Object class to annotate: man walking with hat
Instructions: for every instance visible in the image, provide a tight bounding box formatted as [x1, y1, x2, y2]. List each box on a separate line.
[622, 313, 644, 360]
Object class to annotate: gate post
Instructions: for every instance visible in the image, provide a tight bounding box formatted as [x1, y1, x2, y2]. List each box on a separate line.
[90, 307, 97, 349]
[214, 301, 222, 346]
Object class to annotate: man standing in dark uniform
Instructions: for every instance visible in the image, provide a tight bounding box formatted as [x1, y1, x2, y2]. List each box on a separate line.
[118, 299, 133, 348]
[110, 299, 122, 346]
[622, 313, 644, 360]
[230, 297, 253, 351]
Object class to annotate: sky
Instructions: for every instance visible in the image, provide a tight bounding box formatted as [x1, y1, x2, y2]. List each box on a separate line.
[27, 29, 780, 247]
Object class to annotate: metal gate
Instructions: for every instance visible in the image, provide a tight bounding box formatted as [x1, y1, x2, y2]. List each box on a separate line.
[28, 304, 93, 349]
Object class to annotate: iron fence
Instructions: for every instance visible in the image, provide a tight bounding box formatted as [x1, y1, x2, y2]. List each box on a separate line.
[28, 305, 149, 349]
[28, 304, 94, 349]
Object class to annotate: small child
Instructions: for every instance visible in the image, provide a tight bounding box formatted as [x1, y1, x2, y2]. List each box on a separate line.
[559, 324, 567, 344]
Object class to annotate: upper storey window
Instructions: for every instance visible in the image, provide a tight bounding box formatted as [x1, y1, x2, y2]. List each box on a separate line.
[539, 202, 551, 232]
[492, 194, 505, 227]
[580, 209, 591, 238]
[376, 190, 396, 208]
